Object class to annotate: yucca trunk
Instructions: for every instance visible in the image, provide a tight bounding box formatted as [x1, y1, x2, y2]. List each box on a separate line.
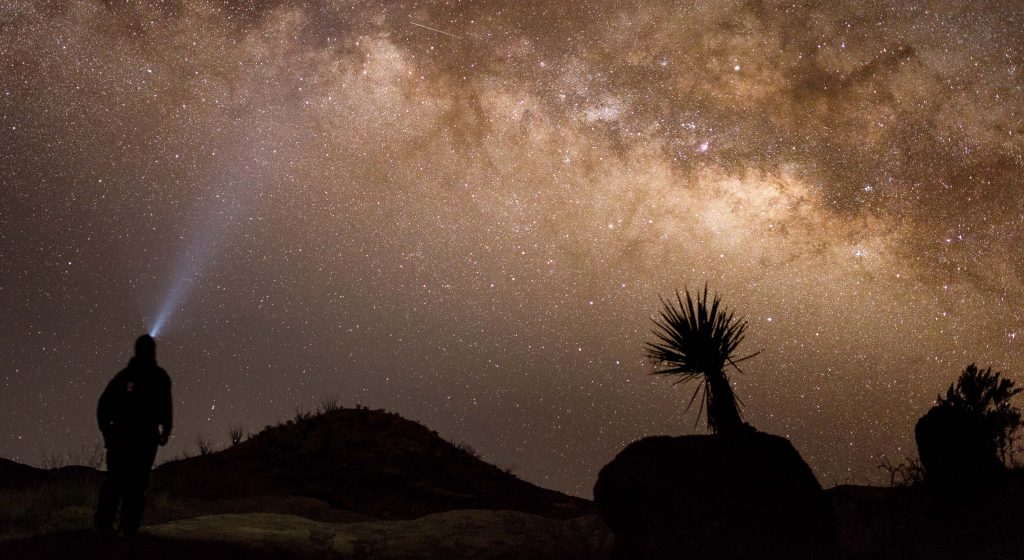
[706, 372, 743, 435]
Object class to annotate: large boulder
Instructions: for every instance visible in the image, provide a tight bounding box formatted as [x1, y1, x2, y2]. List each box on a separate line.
[915, 405, 1005, 501]
[594, 432, 836, 560]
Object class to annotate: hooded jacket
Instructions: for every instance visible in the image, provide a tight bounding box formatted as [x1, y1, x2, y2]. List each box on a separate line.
[97, 357, 172, 447]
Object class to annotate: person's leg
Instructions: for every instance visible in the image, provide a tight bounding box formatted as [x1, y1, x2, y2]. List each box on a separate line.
[94, 446, 124, 531]
[118, 444, 158, 537]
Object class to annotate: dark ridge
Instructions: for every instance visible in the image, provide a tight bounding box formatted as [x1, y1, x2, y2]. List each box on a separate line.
[0, 458, 101, 490]
[151, 407, 591, 519]
[0, 457, 48, 489]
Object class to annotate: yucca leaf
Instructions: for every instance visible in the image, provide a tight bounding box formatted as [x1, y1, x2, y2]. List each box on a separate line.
[644, 286, 759, 434]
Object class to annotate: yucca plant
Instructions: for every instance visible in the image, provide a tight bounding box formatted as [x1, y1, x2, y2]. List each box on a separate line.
[644, 286, 759, 435]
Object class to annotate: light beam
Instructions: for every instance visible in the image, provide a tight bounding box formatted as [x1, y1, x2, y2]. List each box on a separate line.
[147, 152, 264, 337]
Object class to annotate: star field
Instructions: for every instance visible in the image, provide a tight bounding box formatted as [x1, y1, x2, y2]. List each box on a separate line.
[2, 0, 1024, 496]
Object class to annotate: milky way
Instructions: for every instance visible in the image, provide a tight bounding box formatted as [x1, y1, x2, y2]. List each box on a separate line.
[2, 0, 1024, 495]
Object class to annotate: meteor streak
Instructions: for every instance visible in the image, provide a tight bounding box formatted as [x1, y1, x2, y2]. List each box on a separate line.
[409, 20, 463, 39]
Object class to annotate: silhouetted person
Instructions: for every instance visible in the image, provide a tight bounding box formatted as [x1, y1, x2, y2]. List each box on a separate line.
[94, 334, 172, 538]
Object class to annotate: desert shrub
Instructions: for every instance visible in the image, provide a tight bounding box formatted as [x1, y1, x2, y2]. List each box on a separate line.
[877, 456, 925, 488]
[40, 442, 104, 470]
[70, 442, 105, 470]
[40, 451, 67, 470]
[196, 434, 214, 456]
[454, 441, 482, 459]
[317, 396, 340, 414]
[228, 425, 246, 446]
[935, 363, 1022, 464]
[915, 365, 1020, 500]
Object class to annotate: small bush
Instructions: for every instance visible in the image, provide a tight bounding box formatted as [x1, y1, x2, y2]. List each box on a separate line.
[39, 442, 104, 470]
[317, 396, 340, 414]
[878, 456, 925, 488]
[935, 363, 1022, 464]
[228, 425, 246, 446]
[70, 442, 105, 470]
[916, 365, 1017, 500]
[454, 441, 481, 459]
[40, 451, 67, 470]
[196, 434, 214, 456]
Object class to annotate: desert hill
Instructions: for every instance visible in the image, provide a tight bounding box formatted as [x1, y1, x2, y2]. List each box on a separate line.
[151, 406, 590, 520]
[0, 406, 608, 559]
[0, 457, 48, 488]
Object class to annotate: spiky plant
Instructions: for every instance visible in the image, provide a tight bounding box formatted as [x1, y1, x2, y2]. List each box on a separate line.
[644, 286, 759, 435]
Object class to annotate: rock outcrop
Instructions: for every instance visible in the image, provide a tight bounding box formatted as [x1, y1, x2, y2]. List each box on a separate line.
[594, 432, 836, 560]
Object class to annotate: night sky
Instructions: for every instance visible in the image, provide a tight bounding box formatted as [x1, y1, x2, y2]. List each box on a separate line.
[2, 0, 1023, 497]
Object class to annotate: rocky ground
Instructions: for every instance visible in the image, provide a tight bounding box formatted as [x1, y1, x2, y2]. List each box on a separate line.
[4, 408, 1024, 559]
[1, 510, 611, 560]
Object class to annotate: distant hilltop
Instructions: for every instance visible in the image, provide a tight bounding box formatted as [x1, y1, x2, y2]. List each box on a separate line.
[0, 405, 604, 558]
[151, 406, 591, 520]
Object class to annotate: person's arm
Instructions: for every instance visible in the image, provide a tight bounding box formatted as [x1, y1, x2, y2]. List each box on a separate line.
[158, 373, 173, 446]
[97, 379, 115, 446]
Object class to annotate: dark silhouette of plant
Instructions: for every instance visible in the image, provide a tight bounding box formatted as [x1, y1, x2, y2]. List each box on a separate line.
[936, 363, 1022, 463]
[40, 450, 67, 470]
[228, 425, 246, 446]
[453, 441, 482, 459]
[877, 456, 925, 488]
[40, 443, 105, 470]
[317, 395, 340, 414]
[644, 286, 759, 435]
[195, 434, 214, 456]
